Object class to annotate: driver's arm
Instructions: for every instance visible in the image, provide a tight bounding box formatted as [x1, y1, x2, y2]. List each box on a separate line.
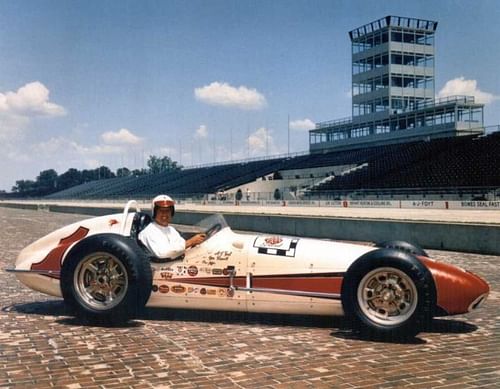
[186, 233, 206, 249]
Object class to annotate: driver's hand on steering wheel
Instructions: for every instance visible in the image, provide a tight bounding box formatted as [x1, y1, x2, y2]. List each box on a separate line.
[186, 233, 206, 248]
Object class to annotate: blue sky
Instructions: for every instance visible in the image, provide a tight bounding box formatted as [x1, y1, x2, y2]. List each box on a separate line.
[0, 0, 499, 191]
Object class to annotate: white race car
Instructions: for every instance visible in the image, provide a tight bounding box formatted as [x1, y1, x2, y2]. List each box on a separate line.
[7, 201, 489, 339]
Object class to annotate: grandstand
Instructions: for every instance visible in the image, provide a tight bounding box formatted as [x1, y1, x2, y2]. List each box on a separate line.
[44, 15, 499, 201]
[46, 128, 500, 201]
[307, 130, 500, 198]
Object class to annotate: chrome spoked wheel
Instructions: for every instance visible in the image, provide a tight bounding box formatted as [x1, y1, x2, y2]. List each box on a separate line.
[357, 267, 418, 326]
[74, 252, 129, 311]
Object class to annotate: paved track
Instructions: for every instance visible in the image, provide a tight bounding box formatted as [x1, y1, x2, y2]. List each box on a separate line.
[1, 207, 499, 388]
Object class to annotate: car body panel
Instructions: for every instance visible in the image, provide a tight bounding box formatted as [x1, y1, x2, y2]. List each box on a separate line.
[14, 212, 134, 297]
[10, 206, 490, 318]
[419, 257, 490, 315]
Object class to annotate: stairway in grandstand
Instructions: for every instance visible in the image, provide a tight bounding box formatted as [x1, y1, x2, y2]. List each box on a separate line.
[46, 132, 500, 199]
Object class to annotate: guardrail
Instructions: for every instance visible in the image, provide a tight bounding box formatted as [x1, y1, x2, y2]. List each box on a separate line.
[2, 198, 500, 210]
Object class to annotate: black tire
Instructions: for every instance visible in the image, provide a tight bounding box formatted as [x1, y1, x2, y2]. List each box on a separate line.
[377, 240, 428, 257]
[341, 248, 435, 339]
[61, 233, 152, 324]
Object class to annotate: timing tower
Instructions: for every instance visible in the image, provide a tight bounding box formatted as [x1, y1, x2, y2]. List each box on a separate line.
[310, 16, 484, 152]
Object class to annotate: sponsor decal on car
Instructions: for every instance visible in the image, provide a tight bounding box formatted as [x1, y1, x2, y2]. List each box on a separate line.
[108, 219, 119, 227]
[160, 271, 173, 279]
[200, 288, 207, 295]
[218, 288, 226, 297]
[187, 266, 198, 277]
[227, 288, 235, 298]
[212, 268, 223, 275]
[207, 289, 217, 295]
[152, 285, 159, 293]
[253, 236, 299, 258]
[208, 251, 232, 262]
[159, 285, 169, 294]
[264, 236, 283, 247]
[171, 285, 186, 294]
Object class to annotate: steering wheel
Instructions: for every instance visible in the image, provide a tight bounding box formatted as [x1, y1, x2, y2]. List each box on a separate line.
[205, 223, 222, 239]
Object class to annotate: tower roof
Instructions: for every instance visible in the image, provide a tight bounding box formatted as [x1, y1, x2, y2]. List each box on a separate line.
[349, 15, 438, 40]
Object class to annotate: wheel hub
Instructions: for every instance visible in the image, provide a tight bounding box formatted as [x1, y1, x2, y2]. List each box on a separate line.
[74, 253, 128, 310]
[381, 288, 395, 302]
[357, 267, 418, 325]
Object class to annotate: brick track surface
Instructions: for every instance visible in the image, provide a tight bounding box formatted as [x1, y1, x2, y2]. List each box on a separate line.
[0, 207, 499, 389]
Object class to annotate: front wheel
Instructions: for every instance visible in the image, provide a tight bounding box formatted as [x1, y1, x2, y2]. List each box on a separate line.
[377, 240, 428, 257]
[341, 248, 436, 339]
[61, 234, 152, 324]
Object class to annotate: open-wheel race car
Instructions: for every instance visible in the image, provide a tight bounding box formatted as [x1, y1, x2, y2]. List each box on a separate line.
[7, 201, 489, 339]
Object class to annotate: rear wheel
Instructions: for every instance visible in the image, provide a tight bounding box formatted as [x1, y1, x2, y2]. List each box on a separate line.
[61, 234, 152, 324]
[341, 248, 435, 339]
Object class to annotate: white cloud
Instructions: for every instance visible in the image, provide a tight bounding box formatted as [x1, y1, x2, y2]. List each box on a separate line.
[75, 143, 123, 155]
[31, 137, 71, 155]
[0, 119, 29, 142]
[290, 118, 315, 131]
[84, 159, 101, 169]
[31, 137, 125, 163]
[5, 149, 30, 163]
[0, 81, 66, 118]
[195, 124, 208, 139]
[101, 128, 143, 145]
[158, 146, 177, 156]
[0, 82, 66, 142]
[246, 127, 280, 156]
[2, 133, 135, 190]
[194, 82, 267, 110]
[248, 127, 269, 151]
[437, 77, 498, 105]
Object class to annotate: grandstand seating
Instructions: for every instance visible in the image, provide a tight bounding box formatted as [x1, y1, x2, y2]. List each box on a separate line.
[46, 132, 500, 199]
[309, 132, 500, 193]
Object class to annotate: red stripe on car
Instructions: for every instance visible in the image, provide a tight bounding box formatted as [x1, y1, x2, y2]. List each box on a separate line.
[30, 226, 90, 278]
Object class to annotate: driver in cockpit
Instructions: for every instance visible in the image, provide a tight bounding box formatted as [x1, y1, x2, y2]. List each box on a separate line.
[139, 194, 206, 259]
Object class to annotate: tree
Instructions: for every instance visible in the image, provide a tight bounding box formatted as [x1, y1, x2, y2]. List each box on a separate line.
[12, 179, 36, 195]
[36, 169, 58, 195]
[116, 167, 131, 177]
[11, 163, 123, 196]
[96, 166, 115, 180]
[147, 155, 182, 174]
[81, 169, 97, 182]
[131, 168, 148, 177]
[57, 168, 82, 191]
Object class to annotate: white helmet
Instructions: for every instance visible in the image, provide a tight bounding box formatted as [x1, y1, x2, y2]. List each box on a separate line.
[152, 194, 175, 217]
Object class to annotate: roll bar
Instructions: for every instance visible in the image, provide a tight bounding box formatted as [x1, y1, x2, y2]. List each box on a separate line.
[120, 200, 142, 235]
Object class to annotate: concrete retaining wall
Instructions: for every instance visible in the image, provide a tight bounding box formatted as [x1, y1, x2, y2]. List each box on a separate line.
[174, 211, 500, 256]
[1, 202, 498, 255]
